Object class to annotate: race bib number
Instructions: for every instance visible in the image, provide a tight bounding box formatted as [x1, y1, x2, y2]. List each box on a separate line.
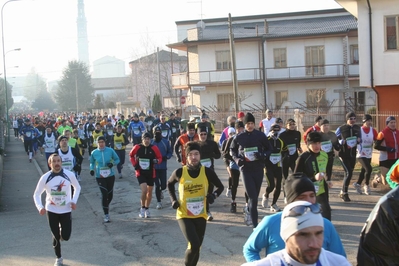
[287, 144, 297, 155]
[269, 153, 281, 164]
[13, 121, 18, 128]
[172, 127, 177, 133]
[346, 136, 357, 148]
[46, 140, 54, 149]
[139, 158, 150, 170]
[186, 196, 205, 216]
[321, 141, 332, 153]
[62, 160, 73, 171]
[162, 130, 168, 138]
[360, 145, 372, 157]
[50, 191, 67, 206]
[133, 129, 140, 135]
[26, 131, 32, 137]
[107, 130, 113, 135]
[147, 121, 153, 126]
[200, 158, 212, 168]
[99, 167, 111, 178]
[244, 147, 258, 161]
[115, 142, 122, 149]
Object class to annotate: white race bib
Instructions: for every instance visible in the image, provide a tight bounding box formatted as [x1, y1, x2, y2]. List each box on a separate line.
[269, 153, 281, 164]
[287, 144, 297, 155]
[139, 158, 150, 170]
[244, 147, 258, 161]
[115, 142, 122, 150]
[200, 158, 212, 168]
[360, 145, 372, 157]
[346, 136, 357, 148]
[62, 160, 73, 171]
[50, 191, 67, 207]
[321, 140, 332, 153]
[186, 196, 205, 216]
[162, 130, 168, 138]
[99, 167, 111, 178]
[26, 131, 32, 137]
[172, 127, 177, 133]
[107, 129, 113, 135]
[133, 129, 140, 135]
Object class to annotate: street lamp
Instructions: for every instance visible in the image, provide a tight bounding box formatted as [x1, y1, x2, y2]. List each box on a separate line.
[2, 0, 23, 142]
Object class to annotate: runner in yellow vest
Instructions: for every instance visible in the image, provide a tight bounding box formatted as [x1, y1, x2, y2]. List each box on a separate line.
[167, 141, 224, 266]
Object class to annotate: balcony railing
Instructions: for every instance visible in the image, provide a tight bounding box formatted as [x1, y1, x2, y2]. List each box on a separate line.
[171, 64, 359, 87]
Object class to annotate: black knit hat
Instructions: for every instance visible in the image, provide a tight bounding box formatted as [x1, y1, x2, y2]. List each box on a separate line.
[235, 121, 244, 129]
[284, 173, 316, 203]
[185, 141, 201, 156]
[142, 132, 152, 139]
[307, 131, 322, 144]
[243, 113, 255, 124]
[346, 112, 356, 120]
[198, 127, 207, 133]
[97, 136, 106, 142]
[320, 119, 329, 126]
[386, 116, 395, 125]
[315, 115, 323, 122]
[362, 114, 372, 123]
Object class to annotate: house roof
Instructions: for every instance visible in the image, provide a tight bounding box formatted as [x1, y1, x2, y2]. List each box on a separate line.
[91, 77, 130, 89]
[128, 50, 187, 65]
[195, 14, 358, 41]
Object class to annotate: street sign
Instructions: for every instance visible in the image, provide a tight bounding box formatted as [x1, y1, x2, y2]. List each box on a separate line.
[191, 86, 206, 91]
[180, 96, 186, 105]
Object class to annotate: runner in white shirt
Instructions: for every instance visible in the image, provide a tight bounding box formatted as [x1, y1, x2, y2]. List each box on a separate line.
[259, 109, 276, 136]
[242, 201, 350, 266]
[33, 153, 81, 266]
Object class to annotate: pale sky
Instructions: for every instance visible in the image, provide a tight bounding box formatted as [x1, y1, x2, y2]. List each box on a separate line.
[1, 0, 342, 82]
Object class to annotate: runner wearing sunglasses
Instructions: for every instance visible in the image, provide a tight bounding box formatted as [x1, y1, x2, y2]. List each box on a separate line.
[243, 200, 350, 266]
[243, 173, 346, 262]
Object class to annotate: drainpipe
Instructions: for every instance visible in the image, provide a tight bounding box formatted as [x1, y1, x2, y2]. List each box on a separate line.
[261, 39, 267, 109]
[366, 0, 379, 129]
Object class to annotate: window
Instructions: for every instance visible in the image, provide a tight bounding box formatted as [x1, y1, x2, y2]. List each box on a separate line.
[276, 91, 288, 109]
[353, 91, 365, 112]
[305, 46, 325, 76]
[216, 51, 231, 70]
[306, 89, 327, 108]
[274, 48, 287, 68]
[386, 16, 399, 50]
[217, 93, 234, 111]
[350, 45, 359, 64]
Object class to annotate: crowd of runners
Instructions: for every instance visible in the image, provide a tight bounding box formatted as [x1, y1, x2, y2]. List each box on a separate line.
[8, 108, 398, 265]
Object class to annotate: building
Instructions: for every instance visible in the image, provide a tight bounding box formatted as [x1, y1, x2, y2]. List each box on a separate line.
[128, 49, 187, 110]
[168, 8, 373, 125]
[92, 56, 126, 78]
[336, 0, 399, 124]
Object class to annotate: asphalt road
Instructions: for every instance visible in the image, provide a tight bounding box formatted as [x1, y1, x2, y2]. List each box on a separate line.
[0, 137, 384, 266]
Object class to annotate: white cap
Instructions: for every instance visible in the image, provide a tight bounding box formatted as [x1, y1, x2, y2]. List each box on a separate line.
[228, 127, 236, 135]
[280, 201, 324, 242]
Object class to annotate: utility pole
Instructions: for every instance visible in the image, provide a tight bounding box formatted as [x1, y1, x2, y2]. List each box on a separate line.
[228, 13, 239, 112]
[157, 47, 162, 109]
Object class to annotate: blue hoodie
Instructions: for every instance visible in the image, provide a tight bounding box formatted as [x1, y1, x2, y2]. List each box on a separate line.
[90, 147, 120, 178]
[150, 138, 172, 169]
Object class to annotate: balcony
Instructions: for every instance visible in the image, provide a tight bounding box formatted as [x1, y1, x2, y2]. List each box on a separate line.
[171, 64, 359, 88]
[265, 64, 359, 83]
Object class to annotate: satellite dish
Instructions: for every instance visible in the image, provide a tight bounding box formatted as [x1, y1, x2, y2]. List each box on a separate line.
[197, 20, 206, 30]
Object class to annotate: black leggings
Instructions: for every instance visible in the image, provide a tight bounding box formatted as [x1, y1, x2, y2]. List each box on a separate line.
[13, 128, 19, 137]
[96, 176, 115, 215]
[47, 211, 72, 258]
[357, 157, 372, 186]
[230, 169, 240, 201]
[241, 168, 263, 228]
[24, 139, 33, 153]
[155, 169, 167, 202]
[177, 218, 207, 266]
[317, 181, 331, 221]
[115, 149, 126, 174]
[282, 154, 297, 179]
[265, 163, 283, 206]
[339, 155, 357, 193]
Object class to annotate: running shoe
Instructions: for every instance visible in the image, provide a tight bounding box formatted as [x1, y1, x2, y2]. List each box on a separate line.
[340, 192, 351, 202]
[139, 208, 145, 218]
[29, 159, 32, 163]
[353, 182, 362, 194]
[145, 209, 150, 218]
[261, 193, 269, 208]
[230, 202, 237, 213]
[270, 204, 282, 212]
[364, 185, 371, 195]
[54, 257, 63, 266]
[77, 175, 81, 182]
[160, 191, 164, 200]
[156, 202, 163, 209]
[207, 211, 213, 221]
[104, 214, 110, 223]
[284, 197, 287, 204]
[226, 188, 231, 198]
[244, 208, 252, 226]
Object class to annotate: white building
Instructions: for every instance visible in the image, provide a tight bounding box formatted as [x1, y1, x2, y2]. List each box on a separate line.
[168, 8, 373, 125]
[92, 56, 126, 78]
